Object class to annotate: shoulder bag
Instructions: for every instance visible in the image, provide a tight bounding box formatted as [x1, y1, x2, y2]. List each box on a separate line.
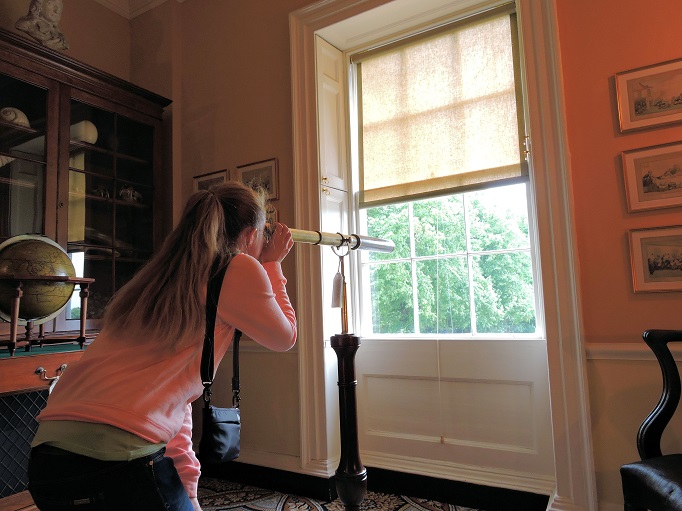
[198, 261, 241, 464]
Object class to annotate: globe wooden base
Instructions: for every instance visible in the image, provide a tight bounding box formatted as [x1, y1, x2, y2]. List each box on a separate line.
[1, 276, 94, 356]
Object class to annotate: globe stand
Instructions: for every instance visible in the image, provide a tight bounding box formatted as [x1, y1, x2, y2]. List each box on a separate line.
[2, 276, 94, 356]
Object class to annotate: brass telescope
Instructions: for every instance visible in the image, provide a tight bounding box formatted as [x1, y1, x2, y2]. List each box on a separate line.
[290, 228, 394, 253]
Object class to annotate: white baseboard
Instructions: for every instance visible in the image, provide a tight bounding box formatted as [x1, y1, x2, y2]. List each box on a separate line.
[360, 451, 555, 496]
[233, 449, 336, 478]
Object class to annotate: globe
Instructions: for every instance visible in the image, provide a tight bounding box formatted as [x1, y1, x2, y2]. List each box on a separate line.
[0, 235, 76, 325]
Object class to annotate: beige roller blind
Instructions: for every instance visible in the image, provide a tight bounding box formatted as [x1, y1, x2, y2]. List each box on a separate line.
[356, 8, 527, 207]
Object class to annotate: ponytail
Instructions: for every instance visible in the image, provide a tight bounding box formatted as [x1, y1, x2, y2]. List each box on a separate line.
[101, 181, 267, 346]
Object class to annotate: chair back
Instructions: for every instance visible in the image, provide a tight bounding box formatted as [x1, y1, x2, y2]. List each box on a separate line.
[638, 329, 682, 459]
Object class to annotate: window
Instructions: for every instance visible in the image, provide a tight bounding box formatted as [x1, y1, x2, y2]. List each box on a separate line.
[359, 183, 536, 335]
[353, 7, 537, 336]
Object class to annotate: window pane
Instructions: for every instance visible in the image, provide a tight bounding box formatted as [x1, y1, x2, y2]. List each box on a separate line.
[417, 257, 470, 334]
[472, 252, 536, 333]
[367, 203, 410, 261]
[414, 196, 466, 257]
[466, 183, 529, 251]
[369, 261, 414, 333]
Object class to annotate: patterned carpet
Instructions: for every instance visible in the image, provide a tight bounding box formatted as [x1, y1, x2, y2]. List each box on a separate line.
[197, 478, 482, 511]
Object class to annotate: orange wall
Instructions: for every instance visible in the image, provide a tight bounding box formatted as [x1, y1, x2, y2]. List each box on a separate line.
[556, 0, 682, 344]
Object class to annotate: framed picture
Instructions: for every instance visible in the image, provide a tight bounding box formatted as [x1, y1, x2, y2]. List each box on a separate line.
[623, 141, 682, 212]
[193, 169, 227, 192]
[615, 58, 682, 132]
[236, 158, 279, 200]
[629, 225, 682, 292]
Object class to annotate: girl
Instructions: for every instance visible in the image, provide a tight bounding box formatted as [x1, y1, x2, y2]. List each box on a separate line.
[27, 182, 296, 510]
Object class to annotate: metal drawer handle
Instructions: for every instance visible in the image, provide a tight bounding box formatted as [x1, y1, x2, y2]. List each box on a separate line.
[35, 364, 68, 393]
[35, 364, 68, 381]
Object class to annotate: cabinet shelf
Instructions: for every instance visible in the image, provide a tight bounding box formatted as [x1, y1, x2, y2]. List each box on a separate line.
[67, 243, 151, 261]
[0, 120, 41, 140]
[68, 191, 151, 209]
[0, 175, 37, 189]
[0, 122, 47, 164]
[69, 140, 150, 165]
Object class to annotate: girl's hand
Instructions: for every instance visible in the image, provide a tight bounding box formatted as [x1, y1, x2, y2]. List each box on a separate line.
[260, 223, 294, 264]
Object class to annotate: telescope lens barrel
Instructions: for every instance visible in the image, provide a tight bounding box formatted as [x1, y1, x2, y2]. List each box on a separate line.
[289, 228, 394, 253]
[349, 234, 395, 253]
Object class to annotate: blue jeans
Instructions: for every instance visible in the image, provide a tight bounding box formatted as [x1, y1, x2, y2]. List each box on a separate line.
[28, 444, 194, 511]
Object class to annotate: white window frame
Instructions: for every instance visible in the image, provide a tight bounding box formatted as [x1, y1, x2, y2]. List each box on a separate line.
[290, 1, 597, 509]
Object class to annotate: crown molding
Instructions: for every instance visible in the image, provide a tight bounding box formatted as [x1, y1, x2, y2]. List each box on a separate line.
[93, 0, 132, 18]
[94, 0, 183, 20]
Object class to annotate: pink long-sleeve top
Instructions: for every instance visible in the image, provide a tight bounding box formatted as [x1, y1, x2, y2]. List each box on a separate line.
[36, 254, 297, 498]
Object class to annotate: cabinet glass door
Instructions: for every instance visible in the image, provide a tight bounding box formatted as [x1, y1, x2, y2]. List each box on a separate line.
[0, 75, 48, 241]
[65, 100, 154, 322]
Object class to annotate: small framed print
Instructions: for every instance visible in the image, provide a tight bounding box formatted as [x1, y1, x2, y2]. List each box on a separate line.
[236, 158, 279, 200]
[629, 225, 682, 293]
[623, 141, 682, 212]
[615, 58, 682, 132]
[193, 169, 227, 192]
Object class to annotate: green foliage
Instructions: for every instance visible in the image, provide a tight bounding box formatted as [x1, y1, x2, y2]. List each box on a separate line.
[367, 204, 410, 260]
[370, 262, 414, 333]
[363, 184, 536, 335]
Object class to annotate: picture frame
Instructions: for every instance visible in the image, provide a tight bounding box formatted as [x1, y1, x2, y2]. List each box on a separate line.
[623, 141, 682, 212]
[615, 58, 682, 132]
[236, 158, 279, 200]
[193, 169, 227, 192]
[629, 225, 682, 292]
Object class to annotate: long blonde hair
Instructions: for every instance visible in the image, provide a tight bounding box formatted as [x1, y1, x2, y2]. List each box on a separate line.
[101, 181, 266, 345]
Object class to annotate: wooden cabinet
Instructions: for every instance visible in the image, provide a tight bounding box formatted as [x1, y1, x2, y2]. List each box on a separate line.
[0, 28, 171, 507]
[0, 28, 171, 334]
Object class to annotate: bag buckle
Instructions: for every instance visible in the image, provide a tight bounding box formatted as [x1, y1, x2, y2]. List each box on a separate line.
[203, 386, 212, 404]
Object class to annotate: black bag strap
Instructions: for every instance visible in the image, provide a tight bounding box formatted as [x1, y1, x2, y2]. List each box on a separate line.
[201, 258, 242, 409]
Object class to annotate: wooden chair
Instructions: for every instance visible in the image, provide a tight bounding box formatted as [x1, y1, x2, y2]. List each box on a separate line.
[621, 329, 682, 511]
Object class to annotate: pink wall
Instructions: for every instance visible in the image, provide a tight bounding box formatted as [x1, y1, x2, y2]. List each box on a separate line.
[172, 0, 310, 292]
[556, 0, 682, 344]
[0, 0, 130, 80]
